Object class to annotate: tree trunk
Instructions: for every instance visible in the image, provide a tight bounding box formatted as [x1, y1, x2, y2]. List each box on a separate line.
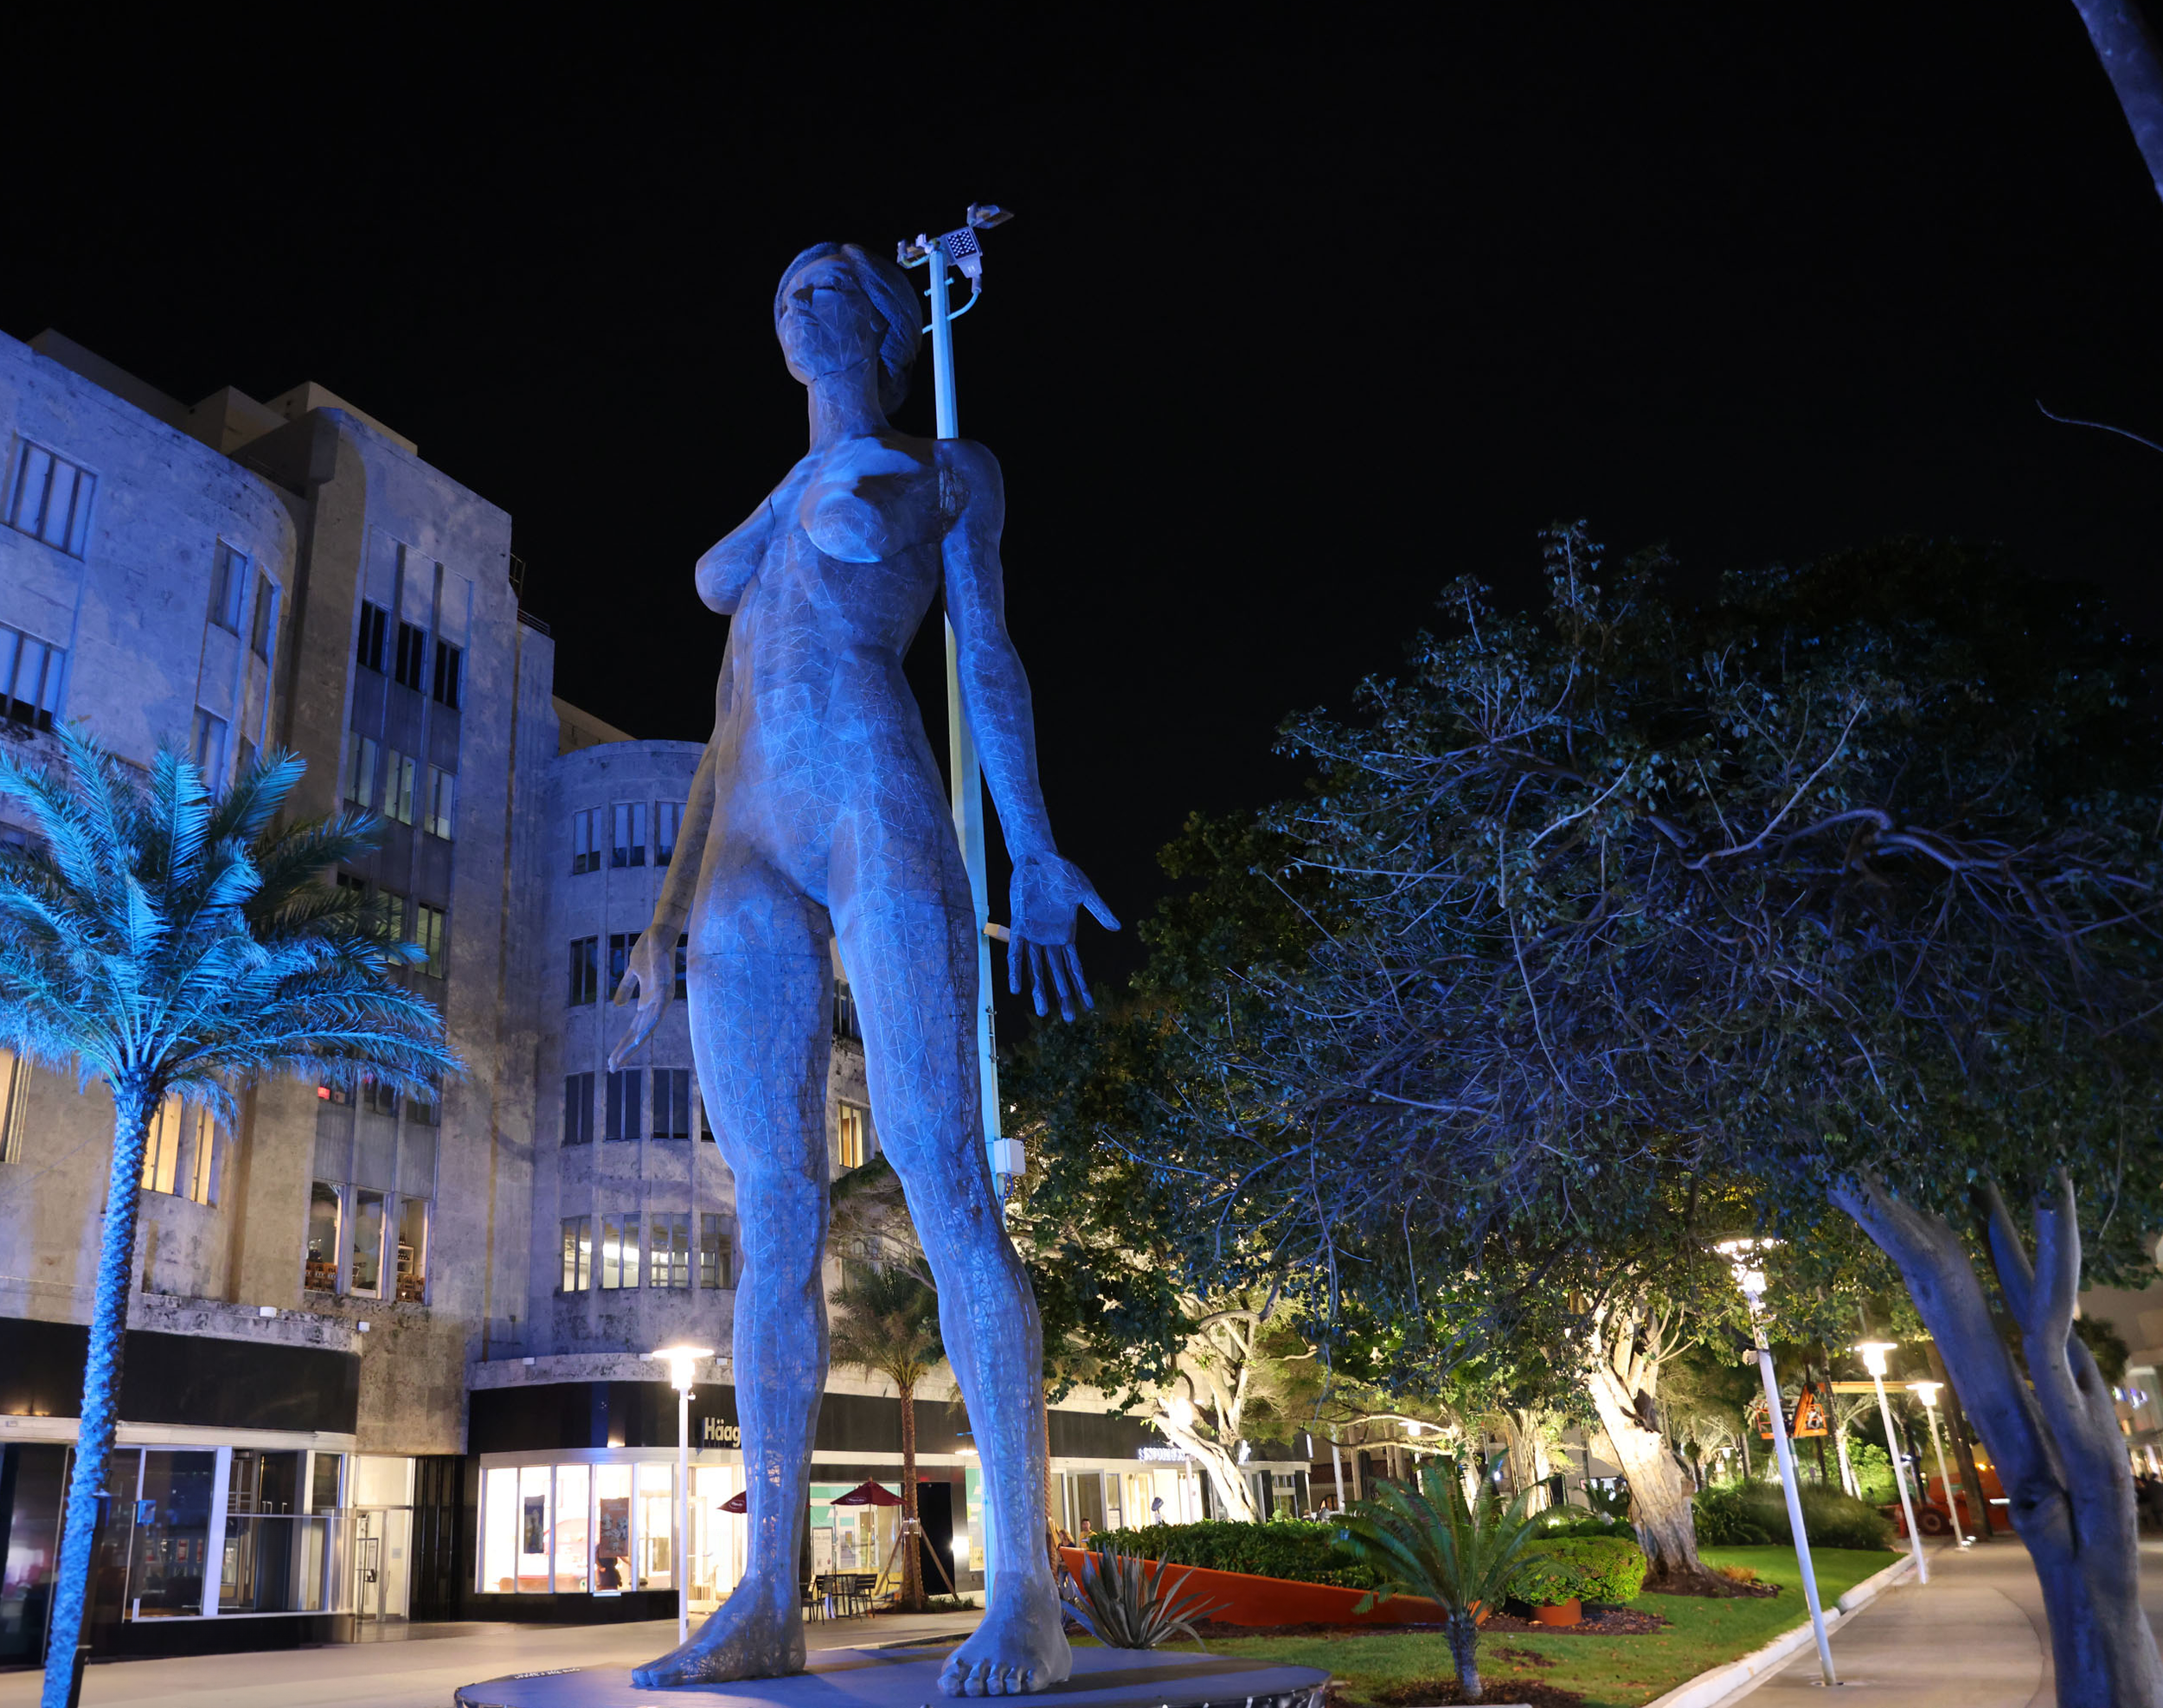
[899, 1377, 924, 1611]
[1448, 1612, 1485, 1704]
[1155, 1406, 1257, 1521]
[1925, 1338, 1994, 1541]
[2070, 0, 2163, 206]
[1496, 1409, 1554, 1513]
[42, 1089, 152, 1708]
[1583, 1362, 1711, 1586]
[1835, 1173, 2163, 1708]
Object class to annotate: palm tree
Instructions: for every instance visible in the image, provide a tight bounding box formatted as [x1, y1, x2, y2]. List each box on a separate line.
[1338, 1460, 1542, 1705]
[828, 1259, 945, 1610]
[0, 729, 458, 1708]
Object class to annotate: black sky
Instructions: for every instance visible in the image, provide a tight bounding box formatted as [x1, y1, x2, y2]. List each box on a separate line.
[9, 8, 2163, 1031]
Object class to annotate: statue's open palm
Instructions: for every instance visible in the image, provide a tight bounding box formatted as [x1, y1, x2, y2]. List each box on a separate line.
[608, 928, 677, 1070]
[1008, 852, 1118, 1022]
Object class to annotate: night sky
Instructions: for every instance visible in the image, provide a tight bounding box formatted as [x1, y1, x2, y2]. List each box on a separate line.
[10, 8, 2163, 1032]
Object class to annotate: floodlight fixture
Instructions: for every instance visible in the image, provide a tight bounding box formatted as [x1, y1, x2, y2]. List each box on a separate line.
[1909, 1381, 1967, 1544]
[1855, 1340, 1899, 1377]
[1910, 1381, 1943, 1407]
[1714, 1236, 1779, 1301]
[1852, 1342, 1929, 1578]
[649, 1344, 716, 1395]
[967, 203, 1013, 229]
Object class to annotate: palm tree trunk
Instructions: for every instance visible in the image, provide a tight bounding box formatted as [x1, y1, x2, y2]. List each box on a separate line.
[1448, 1611, 1484, 1703]
[900, 1377, 924, 1612]
[42, 1087, 152, 1708]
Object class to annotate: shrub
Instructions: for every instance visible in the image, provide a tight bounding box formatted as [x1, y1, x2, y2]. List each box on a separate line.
[1061, 1547, 1222, 1650]
[1508, 1553, 1585, 1607]
[1694, 1480, 1894, 1551]
[1086, 1519, 1379, 1589]
[1520, 1535, 1649, 1602]
[1536, 1511, 1638, 1540]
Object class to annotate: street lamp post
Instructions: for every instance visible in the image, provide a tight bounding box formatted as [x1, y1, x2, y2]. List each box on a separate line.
[1909, 1382, 1968, 1548]
[1856, 1341, 1929, 1584]
[1717, 1241, 1838, 1688]
[650, 1345, 716, 1645]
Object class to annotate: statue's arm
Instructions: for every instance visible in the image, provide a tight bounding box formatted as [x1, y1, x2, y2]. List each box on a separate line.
[941, 439, 1118, 1020]
[609, 725, 720, 1068]
[696, 498, 778, 613]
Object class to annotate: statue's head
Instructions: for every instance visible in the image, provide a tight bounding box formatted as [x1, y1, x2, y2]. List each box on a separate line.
[773, 243, 921, 413]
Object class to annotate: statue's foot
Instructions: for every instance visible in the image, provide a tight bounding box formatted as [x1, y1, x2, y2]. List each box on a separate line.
[938, 1579, 1072, 1697]
[631, 1586, 805, 1687]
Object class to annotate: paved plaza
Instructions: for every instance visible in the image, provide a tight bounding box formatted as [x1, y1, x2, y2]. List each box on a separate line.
[1723, 1534, 2163, 1708]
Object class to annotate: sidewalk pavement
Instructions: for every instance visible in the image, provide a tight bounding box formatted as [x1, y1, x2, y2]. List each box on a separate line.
[1718, 1533, 2163, 1707]
[0, 1610, 982, 1708]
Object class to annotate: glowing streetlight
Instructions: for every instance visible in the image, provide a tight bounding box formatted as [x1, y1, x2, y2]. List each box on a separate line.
[1909, 1382, 1968, 1547]
[1856, 1341, 1929, 1583]
[1717, 1240, 1837, 1687]
[649, 1345, 716, 1643]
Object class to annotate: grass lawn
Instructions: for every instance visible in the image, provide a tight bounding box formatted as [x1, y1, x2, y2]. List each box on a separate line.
[1120, 1545, 1899, 1708]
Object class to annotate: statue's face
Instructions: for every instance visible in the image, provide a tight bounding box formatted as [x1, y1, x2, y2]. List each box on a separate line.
[779, 254, 887, 388]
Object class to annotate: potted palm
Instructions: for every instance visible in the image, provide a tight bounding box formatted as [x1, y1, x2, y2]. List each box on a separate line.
[1338, 1462, 1542, 1705]
[0, 730, 458, 1708]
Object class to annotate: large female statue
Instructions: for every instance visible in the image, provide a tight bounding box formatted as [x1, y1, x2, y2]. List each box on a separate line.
[608, 241, 1116, 1697]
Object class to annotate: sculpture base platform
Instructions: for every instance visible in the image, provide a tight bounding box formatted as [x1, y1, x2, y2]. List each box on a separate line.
[454, 1642, 1330, 1708]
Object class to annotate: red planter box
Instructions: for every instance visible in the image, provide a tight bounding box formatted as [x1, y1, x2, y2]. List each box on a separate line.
[1058, 1546, 1447, 1628]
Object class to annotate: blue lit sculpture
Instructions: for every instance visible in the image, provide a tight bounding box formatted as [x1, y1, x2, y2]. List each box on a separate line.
[610, 242, 1115, 1696]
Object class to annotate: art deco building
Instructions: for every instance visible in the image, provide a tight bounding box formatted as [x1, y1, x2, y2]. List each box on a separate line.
[0, 328, 1274, 1666]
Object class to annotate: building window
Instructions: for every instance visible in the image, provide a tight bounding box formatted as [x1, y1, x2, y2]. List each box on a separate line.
[433, 639, 462, 710]
[599, 1214, 638, 1289]
[0, 628, 65, 731]
[0, 1048, 29, 1165]
[251, 575, 279, 661]
[568, 937, 598, 1005]
[611, 802, 646, 869]
[563, 1072, 594, 1145]
[343, 732, 378, 808]
[395, 1198, 429, 1301]
[416, 902, 448, 979]
[561, 1217, 592, 1291]
[189, 708, 228, 780]
[377, 889, 410, 947]
[699, 1214, 733, 1289]
[838, 1101, 871, 1171]
[408, 1075, 441, 1127]
[394, 620, 427, 691]
[5, 441, 94, 555]
[651, 1069, 690, 1140]
[696, 1093, 712, 1144]
[350, 1189, 387, 1297]
[674, 934, 688, 1000]
[384, 748, 418, 825]
[357, 601, 388, 672]
[648, 1214, 690, 1289]
[570, 809, 599, 875]
[656, 802, 683, 867]
[142, 1095, 215, 1203]
[605, 1069, 640, 1142]
[425, 765, 455, 839]
[361, 1074, 400, 1119]
[607, 932, 639, 1000]
[210, 543, 248, 632]
[835, 979, 861, 1042]
[306, 1184, 342, 1291]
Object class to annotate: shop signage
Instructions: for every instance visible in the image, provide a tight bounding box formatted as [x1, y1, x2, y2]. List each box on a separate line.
[1135, 1445, 1188, 1463]
[700, 1417, 743, 1447]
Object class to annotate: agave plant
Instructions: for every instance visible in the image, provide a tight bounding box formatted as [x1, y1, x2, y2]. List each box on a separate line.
[1338, 1461, 1541, 1705]
[1060, 1545, 1223, 1649]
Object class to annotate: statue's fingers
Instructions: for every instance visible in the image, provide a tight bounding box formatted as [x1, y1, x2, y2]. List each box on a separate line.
[1006, 934, 1024, 996]
[1081, 888, 1120, 932]
[1046, 943, 1079, 1021]
[1029, 944, 1051, 1017]
[1062, 944, 1095, 1011]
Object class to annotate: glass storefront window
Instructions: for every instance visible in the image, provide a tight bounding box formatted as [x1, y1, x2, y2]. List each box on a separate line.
[554, 1465, 589, 1593]
[481, 1467, 517, 1594]
[689, 1465, 740, 1614]
[637, 1463, 673, 1590]
[517, 1465, 551, 1592]
[594, 1464, 632, 1594]
[221, 1449, 301, 1613]
[350, 1190, 386, 1297]
[128, 1450, 215, 1616]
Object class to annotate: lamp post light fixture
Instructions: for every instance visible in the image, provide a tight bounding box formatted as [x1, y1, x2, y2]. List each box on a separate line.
[1855, 1341, 1929, 1584]
[1909, 1382, 1968, 1548]
[649, 1345, 716, 1644]
[1717, 1239, 1838, 1687]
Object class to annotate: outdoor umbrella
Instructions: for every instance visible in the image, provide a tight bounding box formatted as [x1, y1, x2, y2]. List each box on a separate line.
[830, 1480, 907, 1506]
[719, 1489, 748, 1513]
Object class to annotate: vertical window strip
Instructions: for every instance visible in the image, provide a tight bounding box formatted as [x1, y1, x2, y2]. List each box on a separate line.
[562, 1216, 592, 1291]
[0, 1049, 29, 1164]
[0, 626, 67, 730]
[5, 442, 95, 555]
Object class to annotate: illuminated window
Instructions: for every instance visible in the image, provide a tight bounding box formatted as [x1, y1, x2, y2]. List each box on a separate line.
[481, 1466, 517, 1593]
[656, 802, 683, 866]
[648, 1214, 690, 1289]
[342, 732, 377, 808]
[561, 1216, 592, 1291]
[570, 809, 599, 875]
[305, 1184, 341, 1291]
[141, 1097, 215, 1204]
[350, 1189, 387, 1297]
[416, 902, 447, 979]
[699, 1214, 733, 1289]
[383, 748, 417, 825]
[210, 543, 248, 632]
[554, 1465, 589, 1592]
[562, 1072, 594, 1145]
[599, 1214, 638, 1289]
[0, 1048, 29, 1164]
[568, 937, 598, 1005]
[611, 802, 646, 869]
[5, 441, 94, 555]
[425, 765, 455, 839]
[651, 1069, 690, 1141]
[837, 1102, 871, 1171]
[395, 1198, 428, 1301]
[377, 889, 409, 947]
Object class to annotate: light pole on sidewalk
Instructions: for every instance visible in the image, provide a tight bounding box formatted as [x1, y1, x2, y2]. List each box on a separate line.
[1856, 1340, 1929, 1583]
[649, 1344, 715, 1644]
[1909, 1381, 1968, 1547]
[1717, 1241, 1839, 1688]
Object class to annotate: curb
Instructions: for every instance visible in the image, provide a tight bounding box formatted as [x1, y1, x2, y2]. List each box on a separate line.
[1638, 1548, 1929, 1708]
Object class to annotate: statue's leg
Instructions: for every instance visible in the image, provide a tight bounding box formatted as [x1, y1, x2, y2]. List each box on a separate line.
[632, 851, 832, 1689]
[833, 842, 1070, 1699]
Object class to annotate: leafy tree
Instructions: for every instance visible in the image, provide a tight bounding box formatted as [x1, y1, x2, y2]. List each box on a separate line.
[0, 730, 457, 1708]
[826, 1258, 946, 1609]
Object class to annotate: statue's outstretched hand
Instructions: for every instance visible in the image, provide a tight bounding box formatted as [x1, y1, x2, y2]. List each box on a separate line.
[1007, 852, 1119, 1023]
[608, 928, 677, 1070]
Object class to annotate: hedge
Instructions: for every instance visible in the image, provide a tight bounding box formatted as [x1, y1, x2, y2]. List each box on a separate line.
[1514, 1534, 1649, 1603]
[1082, 1519, 1380, 1589]
[1694, 1480, 1894, 1551]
